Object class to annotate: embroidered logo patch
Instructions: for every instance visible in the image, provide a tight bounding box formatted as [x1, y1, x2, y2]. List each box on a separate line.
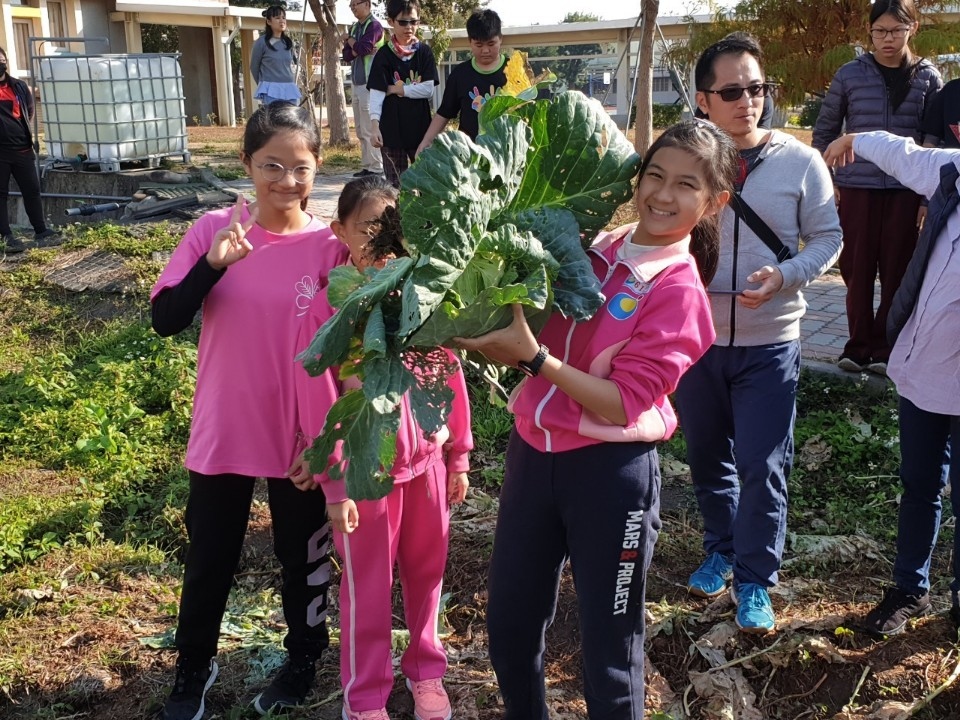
[607, 293, 639, 320]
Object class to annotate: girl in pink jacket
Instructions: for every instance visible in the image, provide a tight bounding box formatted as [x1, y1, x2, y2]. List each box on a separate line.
[293, 176, 473, 720]
[457, 120, 739, 719]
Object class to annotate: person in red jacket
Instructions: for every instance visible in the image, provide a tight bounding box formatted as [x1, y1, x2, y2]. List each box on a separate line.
[0, 46, 58, 254]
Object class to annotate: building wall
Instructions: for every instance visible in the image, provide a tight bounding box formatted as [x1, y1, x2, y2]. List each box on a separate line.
[179, 26, 215, 124]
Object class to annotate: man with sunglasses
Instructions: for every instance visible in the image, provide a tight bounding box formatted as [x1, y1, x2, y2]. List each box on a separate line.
[674, 34, 842, 634]
[343, 0, 385, 178]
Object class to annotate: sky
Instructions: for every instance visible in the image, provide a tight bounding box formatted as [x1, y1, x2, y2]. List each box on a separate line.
[482, 0, 718, 27]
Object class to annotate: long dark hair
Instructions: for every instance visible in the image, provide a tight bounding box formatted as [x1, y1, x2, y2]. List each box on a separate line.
[263, 4, 294, 52]
[637, 120, 738, 285]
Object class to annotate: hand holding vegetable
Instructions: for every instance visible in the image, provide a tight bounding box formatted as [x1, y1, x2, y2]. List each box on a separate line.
[207, 194, 257, 271]
[455, 304, 539, 368]
[286, 451, 318, 491]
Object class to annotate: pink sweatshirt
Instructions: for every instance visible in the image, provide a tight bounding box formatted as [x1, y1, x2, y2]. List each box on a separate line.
[151, 206, 349, 477]
[509, 225, 717, 453]
[296, 285, 473, 503]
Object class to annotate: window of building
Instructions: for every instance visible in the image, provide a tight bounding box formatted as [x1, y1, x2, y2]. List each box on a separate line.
[48, 1, 67, 45]
[652, 75, 672, 93]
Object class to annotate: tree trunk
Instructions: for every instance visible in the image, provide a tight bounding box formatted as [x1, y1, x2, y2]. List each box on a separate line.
[307, 0, 352, 147]
[634, 0, 659, 155]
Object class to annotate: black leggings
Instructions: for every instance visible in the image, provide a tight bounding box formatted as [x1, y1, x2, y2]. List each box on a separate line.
[174, 471, 331, 662]
[0, 147, 46, 236]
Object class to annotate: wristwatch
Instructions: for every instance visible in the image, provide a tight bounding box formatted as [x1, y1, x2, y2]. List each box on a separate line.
[517, 344, 550, 377]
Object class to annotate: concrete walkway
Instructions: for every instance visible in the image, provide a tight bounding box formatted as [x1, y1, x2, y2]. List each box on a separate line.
[228, 172, 874, 380]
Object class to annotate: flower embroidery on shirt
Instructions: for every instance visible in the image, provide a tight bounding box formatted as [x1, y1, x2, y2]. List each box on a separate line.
[295, 275, 319, 316]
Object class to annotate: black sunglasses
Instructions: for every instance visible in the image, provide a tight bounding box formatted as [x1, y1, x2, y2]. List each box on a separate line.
[394, 18, 419, 26]
[700, 83, 775, 103]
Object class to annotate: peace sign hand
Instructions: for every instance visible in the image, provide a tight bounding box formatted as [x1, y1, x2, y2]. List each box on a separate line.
[206, 194, 258, 271]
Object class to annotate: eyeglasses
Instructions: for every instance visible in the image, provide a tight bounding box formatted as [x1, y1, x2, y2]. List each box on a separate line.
[394, 18, 419, 26]
[700, 83, 774, 103]
[254, 162, 316, 183]
[870, 26, 911, 40]
[348, 1, 368, 8]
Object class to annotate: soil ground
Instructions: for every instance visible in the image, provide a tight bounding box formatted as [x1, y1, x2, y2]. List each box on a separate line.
[2, 125, 959, 720]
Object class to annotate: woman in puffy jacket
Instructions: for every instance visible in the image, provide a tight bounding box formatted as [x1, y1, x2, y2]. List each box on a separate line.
[812, 0, 941, 375]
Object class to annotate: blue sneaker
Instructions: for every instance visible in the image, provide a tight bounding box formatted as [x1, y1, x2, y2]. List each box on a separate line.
[687, 552, 734, 598]
[731, 582, 776, 634]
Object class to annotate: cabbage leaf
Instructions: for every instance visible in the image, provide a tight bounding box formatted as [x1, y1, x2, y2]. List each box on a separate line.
[298, 89, 640, 500]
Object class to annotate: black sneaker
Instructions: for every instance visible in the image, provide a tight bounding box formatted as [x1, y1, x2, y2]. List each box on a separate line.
[2, 234, 25, 254]
[163, 657, 218, 720]
[33, 229, 63, 248]
[950, 592, 960, 634]
[252, 656, 316, 715]
[862, 586, 931, 637]
[352, 169, 381, 178]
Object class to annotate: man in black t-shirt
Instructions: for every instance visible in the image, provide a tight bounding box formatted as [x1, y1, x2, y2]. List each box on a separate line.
[922, 78, 960, 149]
[415, 9, 506, 154]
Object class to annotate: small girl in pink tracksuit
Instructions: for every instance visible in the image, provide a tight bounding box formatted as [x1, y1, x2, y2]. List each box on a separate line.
[293, 176, 473, 720]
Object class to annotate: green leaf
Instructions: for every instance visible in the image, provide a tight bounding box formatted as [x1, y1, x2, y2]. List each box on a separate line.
[305, 389, 400, 501]
[512, 207, 604, 321]
[297, 257, 413, 375]
[507, 92, 641, 238]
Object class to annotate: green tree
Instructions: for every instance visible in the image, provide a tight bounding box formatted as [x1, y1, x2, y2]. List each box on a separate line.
[669, 0, 960, 106]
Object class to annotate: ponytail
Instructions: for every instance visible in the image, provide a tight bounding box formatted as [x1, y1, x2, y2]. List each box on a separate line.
[690, 216, 720, 286]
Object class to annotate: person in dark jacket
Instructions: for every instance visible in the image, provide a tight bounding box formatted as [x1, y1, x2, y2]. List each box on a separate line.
[0, 46, 58, 254]
[823, 130, 960, 638]
[812, 0, 941, 376]
[922, 77, 960, 149]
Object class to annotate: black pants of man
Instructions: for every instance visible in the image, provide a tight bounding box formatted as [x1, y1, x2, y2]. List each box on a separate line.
[174, 472, 331, 663]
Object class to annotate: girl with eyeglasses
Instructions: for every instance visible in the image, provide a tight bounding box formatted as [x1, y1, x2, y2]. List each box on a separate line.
[251, 4, 301, 107]
[677, 34, 842, 635]
[813, 0, 942, 376]
[367, 0, 439, 188]
[151, 102, 349, 720]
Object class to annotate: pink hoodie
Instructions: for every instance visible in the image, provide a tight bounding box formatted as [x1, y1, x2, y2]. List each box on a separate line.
[296, 286, 473, 503]
[509, 225, 716, 453]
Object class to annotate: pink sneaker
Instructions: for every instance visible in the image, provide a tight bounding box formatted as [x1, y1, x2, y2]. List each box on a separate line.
[405, 678, 452, 720]
[341, 705, 390, 720]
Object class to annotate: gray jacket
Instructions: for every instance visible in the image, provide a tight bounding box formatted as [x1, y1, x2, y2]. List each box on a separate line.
[250, 34, 297, 85]
[711, 131, 843, 346]
[812, 53, 942, 190]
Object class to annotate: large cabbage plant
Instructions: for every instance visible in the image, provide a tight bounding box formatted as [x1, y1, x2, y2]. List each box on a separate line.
[299, 90, 640, 500]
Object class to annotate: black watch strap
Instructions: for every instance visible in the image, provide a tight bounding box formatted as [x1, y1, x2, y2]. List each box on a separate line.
[518, 344, 549, 377]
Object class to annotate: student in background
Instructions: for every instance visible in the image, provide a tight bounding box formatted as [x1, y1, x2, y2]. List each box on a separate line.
[367, 0, 439, 187]
[416, 9, 506, 153]
[813, 0, 941, 375]
[251, 5, 301, 107]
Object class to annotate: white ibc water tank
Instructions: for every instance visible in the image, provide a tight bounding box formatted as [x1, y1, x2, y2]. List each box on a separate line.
[37, 53, 188, 166]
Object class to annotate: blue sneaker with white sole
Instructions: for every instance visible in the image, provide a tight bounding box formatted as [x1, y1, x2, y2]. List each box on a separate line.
[730, 582, 776, 633]
[687, 552, 734, 598]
